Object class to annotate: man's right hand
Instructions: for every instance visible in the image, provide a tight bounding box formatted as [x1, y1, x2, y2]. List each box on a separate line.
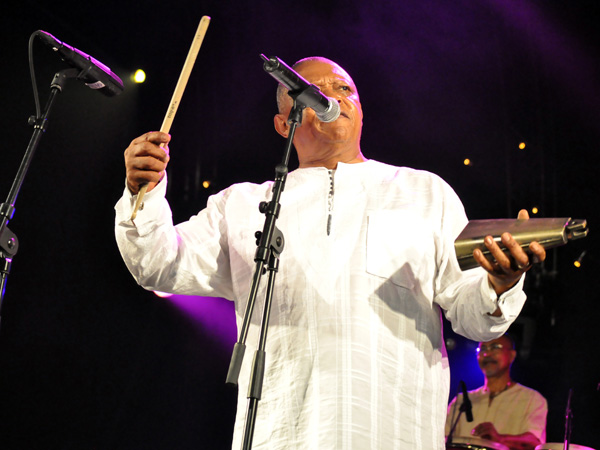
[124, 131, 171, 194]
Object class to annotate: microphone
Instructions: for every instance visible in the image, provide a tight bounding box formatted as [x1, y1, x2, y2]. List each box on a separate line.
[460, 380, 474, 422]
[37, 30, 124, 97]
[260, 54, 340, 122]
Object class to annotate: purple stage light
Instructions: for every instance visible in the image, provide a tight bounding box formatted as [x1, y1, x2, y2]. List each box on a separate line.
[168, 295, 237, 348]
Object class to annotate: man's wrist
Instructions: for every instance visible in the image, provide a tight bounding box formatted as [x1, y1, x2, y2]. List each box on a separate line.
[488, 273, 519, 296]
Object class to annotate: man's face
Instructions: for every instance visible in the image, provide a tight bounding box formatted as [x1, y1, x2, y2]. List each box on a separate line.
[275, 58, 364, 166]
[476, 336, 516, 378]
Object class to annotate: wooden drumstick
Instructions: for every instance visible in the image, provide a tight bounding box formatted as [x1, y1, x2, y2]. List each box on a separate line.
[130, 15, 211, 220]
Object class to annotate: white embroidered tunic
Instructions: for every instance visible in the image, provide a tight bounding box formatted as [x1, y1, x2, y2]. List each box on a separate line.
[115, 160, 526, 449]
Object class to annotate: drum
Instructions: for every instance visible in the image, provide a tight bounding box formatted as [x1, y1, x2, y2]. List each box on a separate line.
[535, 444, 596, 450]
[447, 436, 509, 450]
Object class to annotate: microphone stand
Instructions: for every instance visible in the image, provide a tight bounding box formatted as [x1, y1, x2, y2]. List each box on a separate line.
[446, 388, 468, 446]
[446, 380, 473, 447]
[0, 68, 81, 328]
[225, 98, 305, 450]
[563, 388, 574, 450]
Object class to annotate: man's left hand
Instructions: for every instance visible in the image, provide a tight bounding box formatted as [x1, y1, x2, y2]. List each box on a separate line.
[473, 209, 546, 296]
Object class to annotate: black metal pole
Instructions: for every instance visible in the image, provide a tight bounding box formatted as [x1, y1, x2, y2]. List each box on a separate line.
[563, 388, 573, 450]
[241, 250, 280, 450]
[225, 100, 303, 450]
[0, 68, 80, 326]
[225, 101, 302, 387]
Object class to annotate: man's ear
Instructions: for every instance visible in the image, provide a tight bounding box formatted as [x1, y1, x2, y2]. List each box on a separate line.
[274, 114, 289, 138]
[509, 349, 517, 364]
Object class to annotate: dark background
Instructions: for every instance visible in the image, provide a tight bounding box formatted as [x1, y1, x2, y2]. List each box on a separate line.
[1, 0, 599, 448]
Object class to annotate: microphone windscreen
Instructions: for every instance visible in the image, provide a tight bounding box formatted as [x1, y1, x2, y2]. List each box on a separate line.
[317, 99, 341, 123]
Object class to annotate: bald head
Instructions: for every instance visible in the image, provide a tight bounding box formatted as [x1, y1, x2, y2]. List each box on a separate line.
[276, 57, 358, 113]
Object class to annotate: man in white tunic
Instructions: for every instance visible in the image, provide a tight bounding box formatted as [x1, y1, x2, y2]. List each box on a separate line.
[445, 334, 547, 450]
[115, 57, 546, 449]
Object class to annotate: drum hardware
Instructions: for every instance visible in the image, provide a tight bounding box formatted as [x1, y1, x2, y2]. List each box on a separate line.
[447, 436, 509, 450]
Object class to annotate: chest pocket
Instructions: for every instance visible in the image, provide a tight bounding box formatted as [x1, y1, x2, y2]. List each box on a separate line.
[366, 210, 436, 291]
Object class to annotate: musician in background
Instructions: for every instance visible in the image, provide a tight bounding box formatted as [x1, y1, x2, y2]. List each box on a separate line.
[445, 334, 547, 450]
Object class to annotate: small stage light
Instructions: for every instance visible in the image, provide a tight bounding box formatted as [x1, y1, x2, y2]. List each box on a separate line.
[574, 250, 587, 269]
[133, 69, 146, 83]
